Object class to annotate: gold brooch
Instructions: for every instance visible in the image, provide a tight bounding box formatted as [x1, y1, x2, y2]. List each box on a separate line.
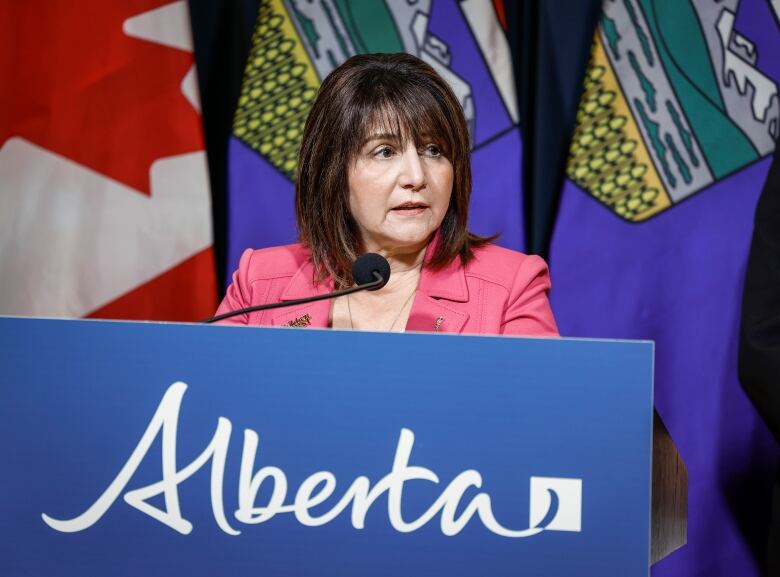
[287, 313, 311, 328]
[434, 316, 443, 332]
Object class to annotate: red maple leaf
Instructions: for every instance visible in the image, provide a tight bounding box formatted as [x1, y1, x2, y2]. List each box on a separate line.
[1, 0, 203, 194]
[88, 249, 217, 322]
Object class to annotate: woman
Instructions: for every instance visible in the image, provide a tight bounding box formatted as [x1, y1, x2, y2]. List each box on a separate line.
[216, 53, 558, 336]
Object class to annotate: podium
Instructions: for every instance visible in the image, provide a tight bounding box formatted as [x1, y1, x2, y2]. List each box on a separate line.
[0, 317, 685, 576]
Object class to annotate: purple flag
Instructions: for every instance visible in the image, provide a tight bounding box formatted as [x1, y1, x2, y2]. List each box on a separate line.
[551, 0, 780, 574]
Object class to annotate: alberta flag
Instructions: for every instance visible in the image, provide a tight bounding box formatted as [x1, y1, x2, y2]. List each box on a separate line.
[0, 0, 216, 321]
[551, 1, 780, 575]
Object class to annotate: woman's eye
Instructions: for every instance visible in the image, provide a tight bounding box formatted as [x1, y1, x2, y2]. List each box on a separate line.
[374, 146, 394, 159]
[424, 144, 442, 157]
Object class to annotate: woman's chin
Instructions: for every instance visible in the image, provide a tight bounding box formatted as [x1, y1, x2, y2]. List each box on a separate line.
[366, 231, 433, 255]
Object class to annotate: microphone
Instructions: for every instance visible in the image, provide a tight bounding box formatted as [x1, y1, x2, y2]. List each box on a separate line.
[202, 253, 391, 324]
[351, 252, 390, 291]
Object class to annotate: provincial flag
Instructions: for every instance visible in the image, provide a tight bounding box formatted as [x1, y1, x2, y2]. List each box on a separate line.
[0, 0, 217, 321]
[226, 0, 522, 276]
[550, 1, 780, 575]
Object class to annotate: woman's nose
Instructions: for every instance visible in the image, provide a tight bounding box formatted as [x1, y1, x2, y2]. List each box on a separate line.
[398, 145, 426, 190]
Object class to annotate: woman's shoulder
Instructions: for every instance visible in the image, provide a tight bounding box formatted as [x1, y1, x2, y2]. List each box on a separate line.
[235, 242, 311, 281]
[465, 242, 550, 289]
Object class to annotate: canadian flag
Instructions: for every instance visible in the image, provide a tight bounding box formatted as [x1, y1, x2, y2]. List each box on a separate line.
[0, 0, 216, 321]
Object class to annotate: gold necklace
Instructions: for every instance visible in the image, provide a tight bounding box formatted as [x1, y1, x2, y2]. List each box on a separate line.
[347, 286, 417, 332]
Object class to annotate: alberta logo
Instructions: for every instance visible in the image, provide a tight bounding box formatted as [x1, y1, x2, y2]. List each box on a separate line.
[530, 476, 583, 533]
[42, 382, 583, 538]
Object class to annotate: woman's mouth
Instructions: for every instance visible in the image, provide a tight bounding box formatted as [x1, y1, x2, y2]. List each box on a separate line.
[391, 202, 429, 215]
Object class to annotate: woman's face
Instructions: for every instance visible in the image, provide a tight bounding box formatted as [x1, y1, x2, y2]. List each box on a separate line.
[347, 131, 453, 256]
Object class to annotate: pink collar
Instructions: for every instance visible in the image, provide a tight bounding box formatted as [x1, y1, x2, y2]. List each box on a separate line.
[271, 235, 471, 332]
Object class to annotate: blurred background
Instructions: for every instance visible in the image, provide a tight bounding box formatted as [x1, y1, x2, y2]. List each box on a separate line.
[1, 0, 779, 575]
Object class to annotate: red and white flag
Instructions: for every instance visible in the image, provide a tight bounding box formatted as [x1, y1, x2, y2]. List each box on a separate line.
[0, 0, 216, 321]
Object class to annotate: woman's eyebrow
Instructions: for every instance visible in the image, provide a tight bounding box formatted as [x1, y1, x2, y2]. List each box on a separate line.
[360, 133, 400, 146]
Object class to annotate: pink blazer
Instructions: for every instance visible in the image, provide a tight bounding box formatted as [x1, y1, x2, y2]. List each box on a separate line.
[216, 242, 558, 336]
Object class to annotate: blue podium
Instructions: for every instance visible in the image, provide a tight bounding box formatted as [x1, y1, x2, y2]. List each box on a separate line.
[0, 317, 654, 576]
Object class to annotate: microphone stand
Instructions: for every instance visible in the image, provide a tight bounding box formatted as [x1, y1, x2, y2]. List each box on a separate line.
[201, 272, 385, 324]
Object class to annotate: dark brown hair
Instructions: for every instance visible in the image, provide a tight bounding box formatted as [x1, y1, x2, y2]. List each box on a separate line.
[296, 53, 492, 285]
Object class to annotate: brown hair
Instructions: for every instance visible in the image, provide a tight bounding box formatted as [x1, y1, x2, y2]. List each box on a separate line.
[295, 53, 492, 286]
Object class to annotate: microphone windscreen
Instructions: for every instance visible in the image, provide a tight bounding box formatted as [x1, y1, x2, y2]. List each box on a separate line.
[352, 253, 390, 290]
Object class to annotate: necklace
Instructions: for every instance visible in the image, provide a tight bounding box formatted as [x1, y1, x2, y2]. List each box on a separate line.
[347, 286, 417, 332]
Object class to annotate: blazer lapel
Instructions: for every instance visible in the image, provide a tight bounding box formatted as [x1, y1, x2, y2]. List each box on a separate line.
[271, 260, 334, 329]
[406, 244, 470, 334]
[406, 293, 468, 333]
